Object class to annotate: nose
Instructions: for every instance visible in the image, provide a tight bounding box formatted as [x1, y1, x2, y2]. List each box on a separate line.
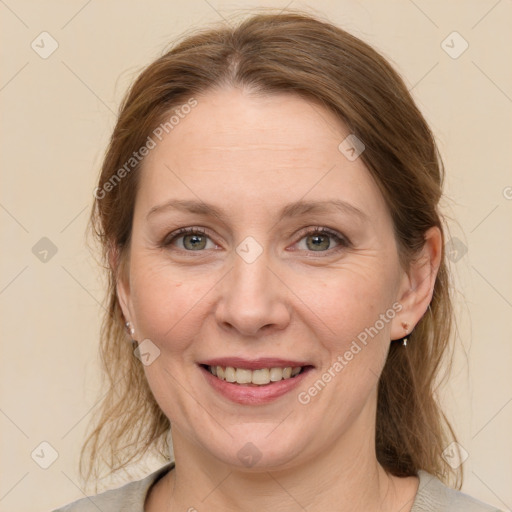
[214, 248, 291, 337]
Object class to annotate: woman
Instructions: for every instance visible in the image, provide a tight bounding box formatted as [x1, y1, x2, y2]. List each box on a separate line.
[53, 11, 501, 512]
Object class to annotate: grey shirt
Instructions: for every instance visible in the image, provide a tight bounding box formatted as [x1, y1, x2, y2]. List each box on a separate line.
[52, 462, 503, 511]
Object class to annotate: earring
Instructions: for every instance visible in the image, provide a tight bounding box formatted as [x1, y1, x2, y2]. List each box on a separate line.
[125, 321, 138, 348]
[125, 321, 135, 336]
[401, 322, 409, 347]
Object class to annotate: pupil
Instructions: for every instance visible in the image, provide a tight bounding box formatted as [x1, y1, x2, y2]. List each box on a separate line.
[185, 234, 205, 250]
[309, 234, 329, 251]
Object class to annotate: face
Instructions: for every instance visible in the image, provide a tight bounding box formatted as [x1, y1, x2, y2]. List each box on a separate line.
[118, 87, 412, 471]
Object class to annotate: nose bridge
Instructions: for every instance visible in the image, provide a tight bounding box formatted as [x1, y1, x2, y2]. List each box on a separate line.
[215, 236, 290, 335]
[230, 233, 271, 295]
[233, 243, 271, 297]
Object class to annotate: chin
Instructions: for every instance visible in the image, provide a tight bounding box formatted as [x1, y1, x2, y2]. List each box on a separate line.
[200, 426, 312, 472]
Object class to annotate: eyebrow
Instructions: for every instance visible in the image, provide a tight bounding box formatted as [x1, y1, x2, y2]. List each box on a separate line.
[146, 198, 368, 222]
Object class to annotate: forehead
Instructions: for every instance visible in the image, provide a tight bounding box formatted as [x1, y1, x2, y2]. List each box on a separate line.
[136, 87, 388, 222]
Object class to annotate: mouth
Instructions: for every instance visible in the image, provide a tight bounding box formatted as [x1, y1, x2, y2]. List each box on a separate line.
[200, 364, 312, 386]
[198, 358, 314, 405]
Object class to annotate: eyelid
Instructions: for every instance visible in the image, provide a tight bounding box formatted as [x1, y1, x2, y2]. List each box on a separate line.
[290, 226, 351, 252]
[162, 227, 215, 248]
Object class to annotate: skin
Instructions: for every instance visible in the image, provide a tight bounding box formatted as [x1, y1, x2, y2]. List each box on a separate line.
[116, 87, 442, 511]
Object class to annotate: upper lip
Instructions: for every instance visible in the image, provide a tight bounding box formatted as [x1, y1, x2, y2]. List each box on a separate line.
[199, 357, 313, 370]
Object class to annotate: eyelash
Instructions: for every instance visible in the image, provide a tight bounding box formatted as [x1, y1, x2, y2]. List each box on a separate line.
[162, 226, 351, 255]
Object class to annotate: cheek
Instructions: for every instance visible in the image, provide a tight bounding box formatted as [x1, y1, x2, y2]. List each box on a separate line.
[293, 263, 397, 351]
[129, 254, 213, 353]
[295, 269, 396, 421]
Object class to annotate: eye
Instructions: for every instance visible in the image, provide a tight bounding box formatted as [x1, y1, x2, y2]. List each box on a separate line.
[162, 226, 350, 254]
[294, 227, 350, 253]
[163, 227, 217, 251]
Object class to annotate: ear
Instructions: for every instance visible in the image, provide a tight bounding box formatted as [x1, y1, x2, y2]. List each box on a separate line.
[390, 226, 442, 340]
[109, 242, 133, 326]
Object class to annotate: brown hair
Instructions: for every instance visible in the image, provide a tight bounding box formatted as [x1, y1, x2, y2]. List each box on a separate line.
[82, 9, 462, 490]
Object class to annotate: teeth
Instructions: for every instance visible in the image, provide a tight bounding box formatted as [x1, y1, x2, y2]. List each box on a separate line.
[236, 368, 252, 384]
[269, 367, 283, 381]
[252, 368, 270, 385]
[208, 365, 304, 385]
[224, 366, 236, 382]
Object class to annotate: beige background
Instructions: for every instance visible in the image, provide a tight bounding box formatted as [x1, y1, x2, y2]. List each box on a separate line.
[1, 1, 511, 511]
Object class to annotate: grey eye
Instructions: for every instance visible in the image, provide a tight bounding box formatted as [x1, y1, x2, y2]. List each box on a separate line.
[182, 233, 208, 251]
[305, 233, 332, 251]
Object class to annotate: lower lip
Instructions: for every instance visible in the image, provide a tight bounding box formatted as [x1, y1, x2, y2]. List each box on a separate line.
[199, 365, 313, 405]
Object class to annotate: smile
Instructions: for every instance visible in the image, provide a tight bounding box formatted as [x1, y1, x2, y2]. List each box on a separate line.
[198, 358, 314, 405]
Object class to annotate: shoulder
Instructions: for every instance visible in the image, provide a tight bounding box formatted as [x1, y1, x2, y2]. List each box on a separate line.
[411, 470, 503, 512]
[51, 462, 175, 512]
